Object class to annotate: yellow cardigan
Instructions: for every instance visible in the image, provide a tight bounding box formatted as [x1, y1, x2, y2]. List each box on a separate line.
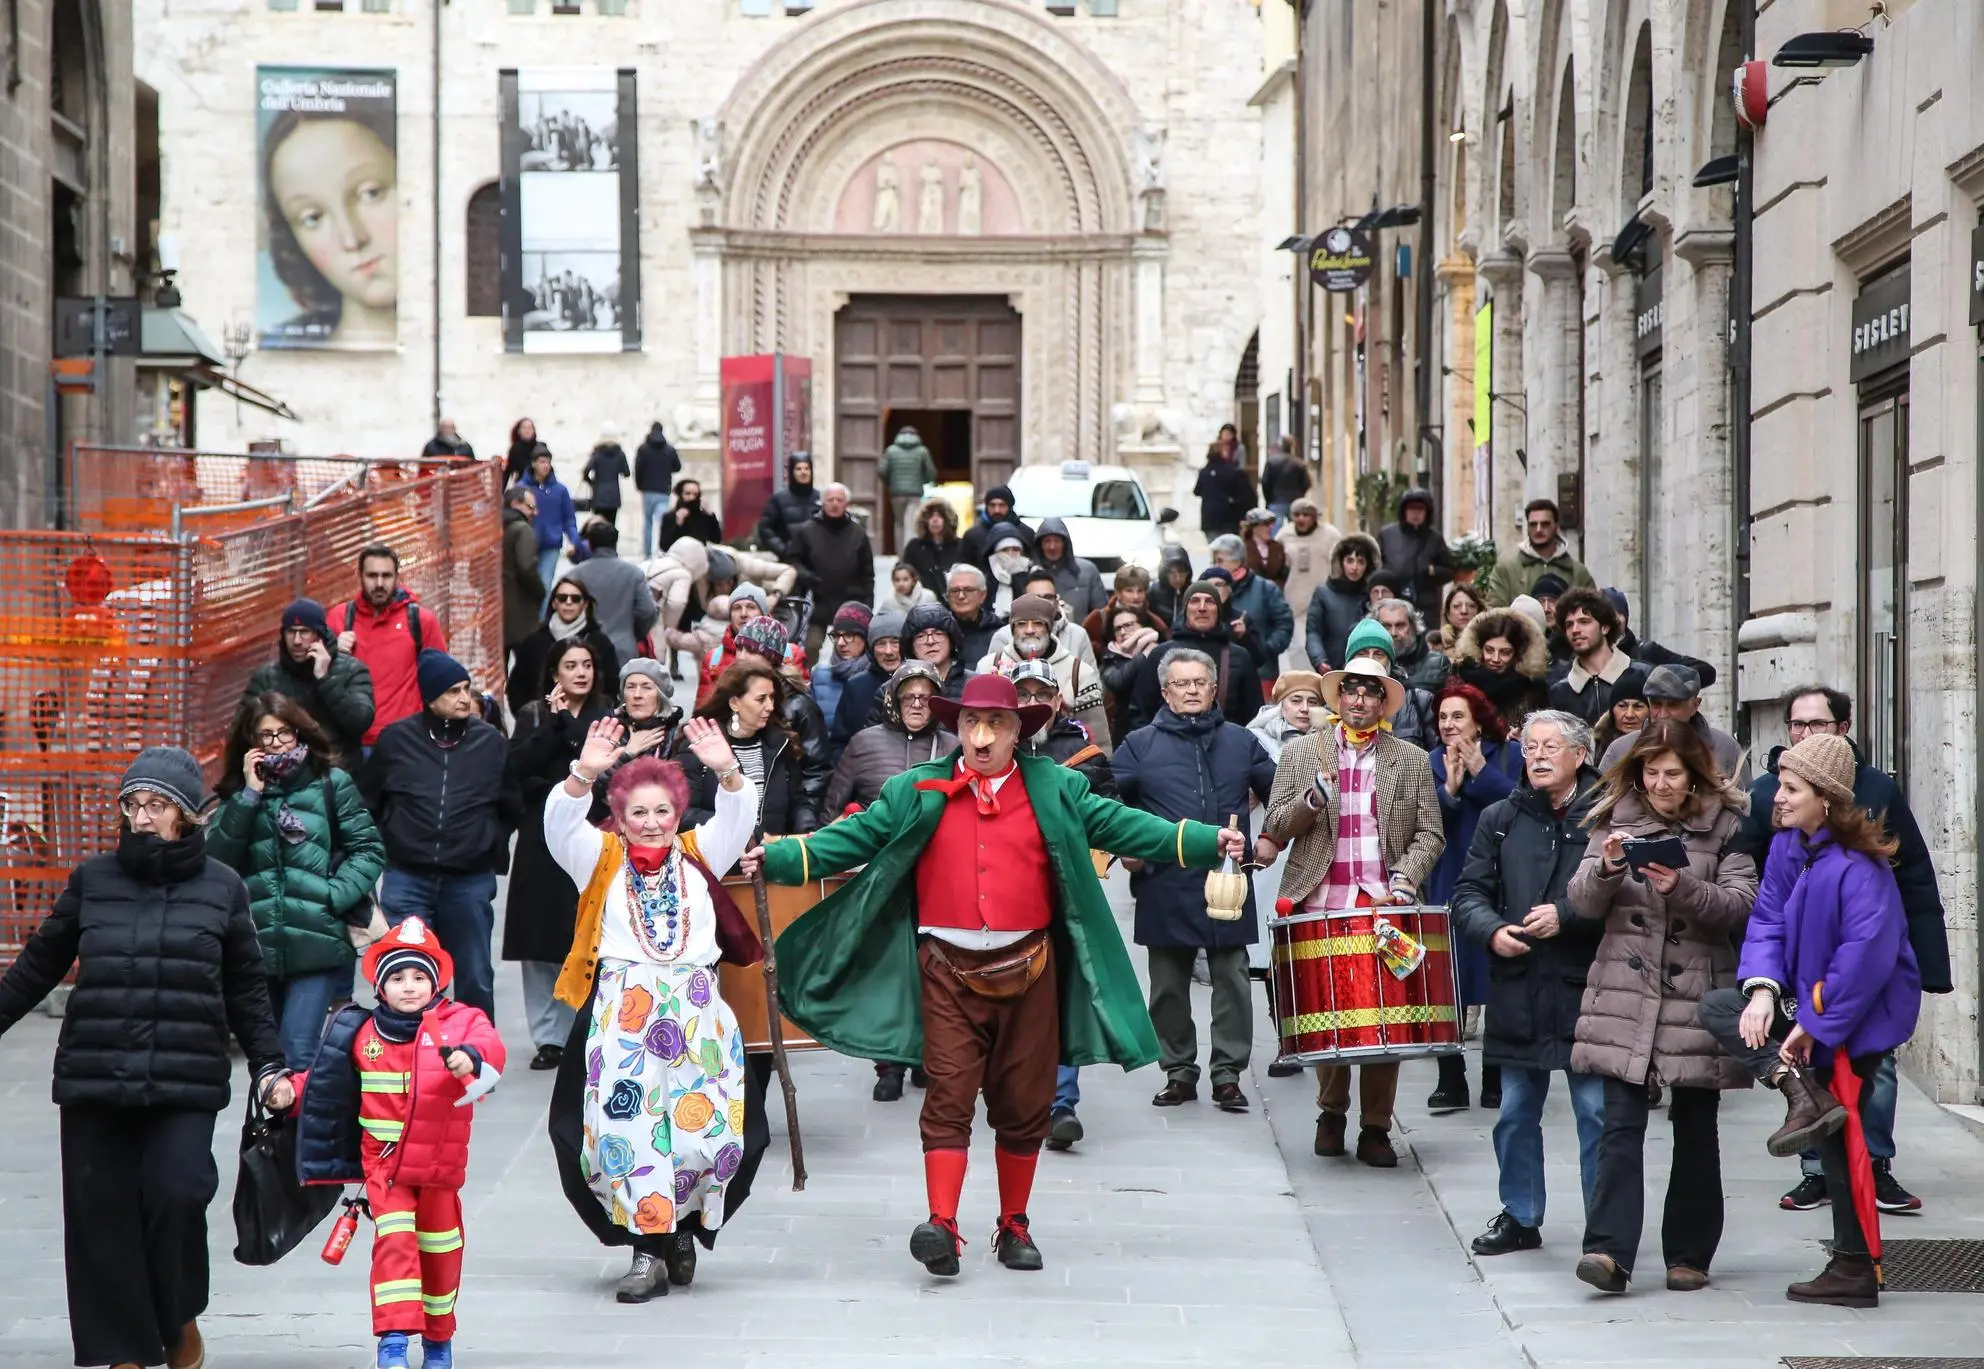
[553, 828, 707, 1009]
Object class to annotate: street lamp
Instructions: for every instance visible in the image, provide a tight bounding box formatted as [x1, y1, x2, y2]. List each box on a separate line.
[1770, 30, 1874, 68]
[1693, 155, 1740, 188]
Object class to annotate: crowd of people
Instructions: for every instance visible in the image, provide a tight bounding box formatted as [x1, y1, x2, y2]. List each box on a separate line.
[0, 432, 1950, 1368]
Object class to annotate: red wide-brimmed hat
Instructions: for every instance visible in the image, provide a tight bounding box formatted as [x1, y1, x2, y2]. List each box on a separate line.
[928, 671, 1056, 738]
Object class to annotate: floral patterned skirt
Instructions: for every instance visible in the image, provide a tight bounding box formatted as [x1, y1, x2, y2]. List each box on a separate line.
[580, 957, 748, 1237]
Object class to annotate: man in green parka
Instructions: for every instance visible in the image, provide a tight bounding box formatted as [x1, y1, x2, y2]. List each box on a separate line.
[743, 673, 1242, 1278]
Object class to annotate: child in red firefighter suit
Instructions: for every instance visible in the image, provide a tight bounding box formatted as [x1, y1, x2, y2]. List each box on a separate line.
[293, 916, 506, 1369]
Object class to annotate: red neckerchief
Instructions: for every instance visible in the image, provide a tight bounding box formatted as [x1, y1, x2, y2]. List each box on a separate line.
[626, 843, 670, 876]
[915, 759, 1017, 816]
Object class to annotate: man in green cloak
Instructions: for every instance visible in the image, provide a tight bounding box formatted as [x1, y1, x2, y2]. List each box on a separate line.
[743, 672, 1242, 1277]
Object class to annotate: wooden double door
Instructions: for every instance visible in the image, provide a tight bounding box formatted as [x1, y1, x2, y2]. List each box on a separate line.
[834, 295, 1020, 532]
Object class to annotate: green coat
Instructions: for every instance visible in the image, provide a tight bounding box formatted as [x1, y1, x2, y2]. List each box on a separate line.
[207, 765, 387, 978]
[759, 751, 1224, 1070]
[1481, 541, 1596, 608]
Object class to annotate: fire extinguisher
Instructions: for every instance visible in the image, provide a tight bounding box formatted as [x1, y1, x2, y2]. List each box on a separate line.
[322, 1195, 371, 1265]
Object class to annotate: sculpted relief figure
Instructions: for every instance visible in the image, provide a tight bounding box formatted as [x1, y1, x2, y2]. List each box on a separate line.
[918, 159, 946, 234]
[873, 155, 901, 233]
[958, 154, 983, 236]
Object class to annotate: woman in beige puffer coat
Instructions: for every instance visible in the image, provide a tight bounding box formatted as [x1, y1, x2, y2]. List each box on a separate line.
[1565, 719, 1757, 1296]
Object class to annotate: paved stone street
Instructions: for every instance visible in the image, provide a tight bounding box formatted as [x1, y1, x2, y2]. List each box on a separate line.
[1, 869, 1980, 1367]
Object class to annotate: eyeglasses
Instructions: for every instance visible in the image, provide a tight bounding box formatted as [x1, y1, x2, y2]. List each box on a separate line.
[552, 592, 584, 605]
[119, 796, 179, 819]
[1164, 678, 1213, 693]
[255, 727, 298, 747]
[1521, 740, 1575, 758]
[914, 629, 948, 642]
[831, 631, 863, 643]
[1337, 680, 1388, 699]
[947, 586, 982, 598]
[1787, 718, 1840, 736]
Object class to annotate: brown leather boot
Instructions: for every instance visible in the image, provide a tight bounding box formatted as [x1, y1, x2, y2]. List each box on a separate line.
[1313, 1110, 1347, 1157]
[1786, 1252, 1878, 1308]
[1354, 1125, 1399, 1168]
[168, 1319, 205, 1369]
[1765, 1065, 1847, 1158]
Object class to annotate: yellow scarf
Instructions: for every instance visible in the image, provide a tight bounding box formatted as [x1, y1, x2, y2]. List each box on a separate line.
[1328, 712, 1392, 748]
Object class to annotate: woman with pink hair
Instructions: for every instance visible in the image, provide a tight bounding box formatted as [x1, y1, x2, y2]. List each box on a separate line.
[541, 715, 765, 1305]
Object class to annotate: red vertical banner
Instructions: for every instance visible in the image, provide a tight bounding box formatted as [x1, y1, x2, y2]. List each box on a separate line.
[779, 354, 813, 464]
[721, 355, 777, 544]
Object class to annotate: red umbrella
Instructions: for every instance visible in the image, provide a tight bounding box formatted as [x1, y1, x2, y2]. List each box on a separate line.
[1829, 1052, 1882, 1284]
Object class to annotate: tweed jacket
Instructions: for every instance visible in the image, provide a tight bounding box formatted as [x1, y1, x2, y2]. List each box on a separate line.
[1265, 727, 1444, 907]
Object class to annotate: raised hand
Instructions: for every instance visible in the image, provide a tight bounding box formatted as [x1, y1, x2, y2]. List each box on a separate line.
[681, 715, 738, 776]
[574, 716, 627, 780]
[243, 747, 268, 794]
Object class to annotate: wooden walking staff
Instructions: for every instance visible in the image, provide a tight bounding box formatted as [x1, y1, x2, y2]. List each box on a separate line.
[751, 830, 807, 1191]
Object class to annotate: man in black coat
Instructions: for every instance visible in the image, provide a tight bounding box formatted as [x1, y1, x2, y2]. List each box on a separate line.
[1732, 684, 1949, 1214]
[360, 651, 522, 1019]
[633, 421, 681, 556]
[1113, 647, 1276, 1112]
[1193, 426, 1256, 537]
[755, 451, 822, 557]
[1601, 587, 1719, 687]
[1126, 581, 1263, 731]
[957, 483, 1035, 570]
[945, 564, 1007, 667]
[1375, 487, 1454, 615]
[1450, 709, 1606, 1258]
[864, 603, 972, 726]
[422, 418, 474, 459]
[787, 482, 876, 661]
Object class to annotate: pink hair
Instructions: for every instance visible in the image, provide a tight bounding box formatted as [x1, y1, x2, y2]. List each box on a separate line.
[605, 756, 691, 831]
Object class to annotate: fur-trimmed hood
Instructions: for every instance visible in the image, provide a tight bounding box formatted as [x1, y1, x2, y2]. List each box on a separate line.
[1329, 531, 1381, 579]
[1450, 605, 1551, 680]
[914, 496, 959, 542]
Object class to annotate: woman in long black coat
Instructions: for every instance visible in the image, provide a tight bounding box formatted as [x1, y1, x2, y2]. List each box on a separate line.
[504, 637, 615, 1069]
[0, 747, 290, 1369]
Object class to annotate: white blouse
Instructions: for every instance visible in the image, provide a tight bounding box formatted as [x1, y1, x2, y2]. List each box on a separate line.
[542, 775, 759, 968]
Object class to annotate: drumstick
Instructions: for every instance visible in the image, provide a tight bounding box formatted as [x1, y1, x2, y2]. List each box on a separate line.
[750, 841, 807, 1191]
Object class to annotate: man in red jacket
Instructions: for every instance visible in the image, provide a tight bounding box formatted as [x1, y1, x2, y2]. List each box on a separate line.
[293, 917, 504, 1369]
[331, 545, 449, 749]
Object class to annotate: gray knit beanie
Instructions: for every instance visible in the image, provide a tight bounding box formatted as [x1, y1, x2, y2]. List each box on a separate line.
[119, 746, 211, 817]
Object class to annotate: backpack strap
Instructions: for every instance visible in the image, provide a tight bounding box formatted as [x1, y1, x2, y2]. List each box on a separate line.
[407, 603, 425, 654]
[321, 775, 341, 858]
[343, 601, 357, 632]
[1218, 646, 1232, 713]
[1061, 743, 1103, 770]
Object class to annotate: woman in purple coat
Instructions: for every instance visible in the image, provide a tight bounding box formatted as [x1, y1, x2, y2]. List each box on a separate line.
[1698, 733, 1920, 1309]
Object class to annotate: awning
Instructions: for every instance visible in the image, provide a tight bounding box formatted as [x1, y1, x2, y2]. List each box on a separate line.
[139, 308, 299, 420]
[140, 307, 226, 366]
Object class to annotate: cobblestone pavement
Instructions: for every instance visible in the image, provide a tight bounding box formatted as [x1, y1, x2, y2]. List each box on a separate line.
[0, 869, 1978, 1367]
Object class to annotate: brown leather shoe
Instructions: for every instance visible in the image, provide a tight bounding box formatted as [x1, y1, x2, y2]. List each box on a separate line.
[1313, 1110, 1347, 1157]
[1151, 1078, 1198, 1107]
[1766, 1065, 1848, 1158]
[1666, 1265, 1709, 1291]
[1576, 1252, 1629, 1293]
[1354, 1125, 1399, 1168]
[168, 1320, 205, 1369]
[1787, 1252, 1878, 1308]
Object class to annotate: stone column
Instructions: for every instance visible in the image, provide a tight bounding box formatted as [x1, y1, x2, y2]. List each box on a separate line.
[1477, 250, 1526, 547]
[1437, 253, 1479, 535]
[1523, 247, 1581, 518]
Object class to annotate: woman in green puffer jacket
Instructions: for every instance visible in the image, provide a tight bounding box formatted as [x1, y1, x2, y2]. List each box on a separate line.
[208, 691, 387, 1069]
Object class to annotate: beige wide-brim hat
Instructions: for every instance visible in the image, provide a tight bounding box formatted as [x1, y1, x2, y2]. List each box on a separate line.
[1318, 657, 1405, 720]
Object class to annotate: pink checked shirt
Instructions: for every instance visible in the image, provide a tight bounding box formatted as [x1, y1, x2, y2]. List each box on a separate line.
[1308, 724, 1390, 910]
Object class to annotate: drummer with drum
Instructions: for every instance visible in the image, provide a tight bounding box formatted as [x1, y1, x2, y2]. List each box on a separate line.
[1264, 656, 1445, 1168]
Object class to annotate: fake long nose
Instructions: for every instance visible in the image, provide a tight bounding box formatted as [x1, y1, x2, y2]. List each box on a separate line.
[967, 719, 1000, 748]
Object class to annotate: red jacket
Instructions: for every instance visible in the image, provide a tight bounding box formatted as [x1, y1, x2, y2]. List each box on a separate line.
[328, 590, 448, 745]
[294, 998, 505, 1190]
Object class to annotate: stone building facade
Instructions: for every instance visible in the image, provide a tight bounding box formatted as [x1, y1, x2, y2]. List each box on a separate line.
[0, 0, 137, 527]
[135, 0, 1266, 521]
[1742, 0, 1981, 1105]
[1270, 0, 1978, 1103]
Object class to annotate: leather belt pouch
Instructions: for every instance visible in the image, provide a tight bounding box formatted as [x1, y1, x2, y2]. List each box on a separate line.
[928, 934, 1049, 1001]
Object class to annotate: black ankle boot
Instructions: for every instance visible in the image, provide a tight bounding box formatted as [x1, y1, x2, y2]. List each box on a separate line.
[1427, 1053, 1470, 1114]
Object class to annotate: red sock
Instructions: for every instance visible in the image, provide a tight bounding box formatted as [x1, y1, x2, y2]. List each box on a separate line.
[994, 1145, 1039, 1220]
[923, 1148, 968, 1223]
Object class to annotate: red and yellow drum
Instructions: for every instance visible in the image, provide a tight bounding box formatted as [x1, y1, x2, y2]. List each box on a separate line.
[1269, 904, 1463, 1062]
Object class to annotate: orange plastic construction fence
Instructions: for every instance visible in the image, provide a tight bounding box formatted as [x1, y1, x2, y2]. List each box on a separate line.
[0, 447, 504, 969]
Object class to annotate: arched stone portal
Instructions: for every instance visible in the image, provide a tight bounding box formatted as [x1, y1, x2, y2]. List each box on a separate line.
[692, 0, 1171, 520]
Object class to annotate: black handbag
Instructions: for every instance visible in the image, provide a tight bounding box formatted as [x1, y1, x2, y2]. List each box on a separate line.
[232, 1091, 340, 1267]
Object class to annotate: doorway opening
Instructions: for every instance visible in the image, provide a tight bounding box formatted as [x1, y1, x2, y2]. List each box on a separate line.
[886, 409, 973, 485]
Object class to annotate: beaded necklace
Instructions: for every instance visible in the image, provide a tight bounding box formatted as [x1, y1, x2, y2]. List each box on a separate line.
[623, 850, 689, 961]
